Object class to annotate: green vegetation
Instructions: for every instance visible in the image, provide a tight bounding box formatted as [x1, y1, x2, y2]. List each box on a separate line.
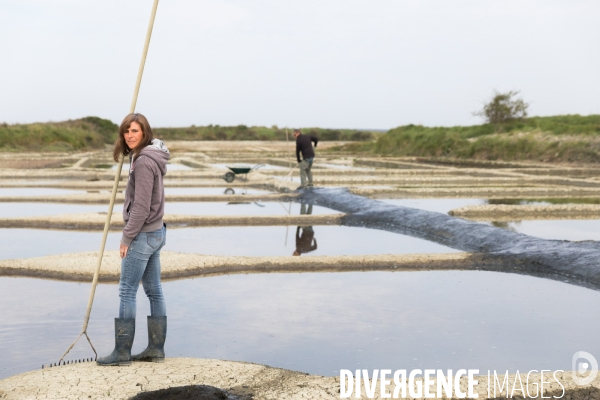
[0, 117, 118, 151]
[0, 118, 375, 152]
[153, 125, 375, 141]
[366, 115, 600, 163]
[3, 114, 599, 165]
[474, 90, 529, 125]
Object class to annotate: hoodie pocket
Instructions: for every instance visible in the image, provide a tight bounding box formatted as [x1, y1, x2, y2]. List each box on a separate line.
[124, 199, 132, 216]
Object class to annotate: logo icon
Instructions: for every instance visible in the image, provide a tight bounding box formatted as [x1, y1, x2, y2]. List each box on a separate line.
[572, 351, 598, 386]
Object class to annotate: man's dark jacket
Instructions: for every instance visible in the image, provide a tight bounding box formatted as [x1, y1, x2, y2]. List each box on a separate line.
[296, 134, 318, 163]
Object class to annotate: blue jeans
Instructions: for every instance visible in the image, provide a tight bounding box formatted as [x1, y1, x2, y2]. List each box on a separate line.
[119, 225, 167, 319]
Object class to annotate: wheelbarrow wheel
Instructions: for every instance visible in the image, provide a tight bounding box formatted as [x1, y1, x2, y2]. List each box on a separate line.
[224, 172, 235, 183]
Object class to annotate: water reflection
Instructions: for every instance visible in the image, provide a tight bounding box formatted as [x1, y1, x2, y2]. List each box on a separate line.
[380, 198, 600, 215]
[0, 225, 460, 260]
[1, 271, 598, 379]
[164, 187, 270, 195]
[490, 221, 519, 231]
[487, 219, 600, 241]
[294, 227, 317, 256]
[165, 201, 333, 216]
[0, 188, 84, 196]
[294, 204, 317, 256]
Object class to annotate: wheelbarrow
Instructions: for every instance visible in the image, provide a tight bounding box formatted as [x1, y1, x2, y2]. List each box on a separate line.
[223, 164, 264, 183]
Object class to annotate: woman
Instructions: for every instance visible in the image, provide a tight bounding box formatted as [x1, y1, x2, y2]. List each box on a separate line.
[97, 113, 170, 366]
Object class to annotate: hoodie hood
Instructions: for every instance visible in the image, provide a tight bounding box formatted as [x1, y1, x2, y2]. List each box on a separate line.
[135, 139, 170, 175]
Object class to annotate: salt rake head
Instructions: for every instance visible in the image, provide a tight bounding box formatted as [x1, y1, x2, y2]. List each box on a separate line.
[50, 331, 98, 370]
[42, 358, 95, 369]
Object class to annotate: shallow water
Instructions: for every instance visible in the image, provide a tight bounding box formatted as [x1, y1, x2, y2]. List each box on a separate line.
[0, 270, 597, 380]
[166, 202, 335, 216]
[377, 198, 600, 241]
[0, 188, 85, 196]
[0, 225, 459, 260]
[380, 197, 600, 215]
[0, 203, 124, 218]
[164, 226, 459, 256]
[380, 198, 486, 214]
[164, 187, 272, 195]
[487, 219, 600, 241]
[0, 201, 329, 218]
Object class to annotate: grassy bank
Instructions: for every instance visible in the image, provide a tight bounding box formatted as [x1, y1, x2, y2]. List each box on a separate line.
[153, 125, 375, 141]
[0, 118, 375, 152]
[355, 115, 600, 163]
[0, 117, 117, 151]
[4, 115, 599, 163]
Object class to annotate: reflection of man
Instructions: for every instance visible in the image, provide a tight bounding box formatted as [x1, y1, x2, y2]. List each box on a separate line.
[293, 129, 318, 189]
[294, 202, 316, 256]
[300, 203, 313, 216]
[293, 226, 317, 256]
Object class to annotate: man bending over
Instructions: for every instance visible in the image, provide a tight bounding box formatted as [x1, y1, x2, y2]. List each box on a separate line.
[293, 129, 318, 189]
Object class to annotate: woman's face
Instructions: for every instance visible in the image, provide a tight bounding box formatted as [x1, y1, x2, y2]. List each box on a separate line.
[124, 121, 144, 150]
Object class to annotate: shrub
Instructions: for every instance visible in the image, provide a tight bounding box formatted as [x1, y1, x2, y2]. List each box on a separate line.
[474, 90, 529, 125]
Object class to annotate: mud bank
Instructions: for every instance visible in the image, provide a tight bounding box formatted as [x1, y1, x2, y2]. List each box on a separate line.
[0, 251, 491, 282]
[449, 204, 600, 220]
[0, 179, 265, 189]
[301, 188, 600, 290]
[0, 358, 596, 400]
[0, 213, 342, 230]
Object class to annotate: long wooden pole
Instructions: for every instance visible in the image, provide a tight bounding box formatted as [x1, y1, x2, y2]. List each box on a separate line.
[286, 128, 290, 170]
[59, 0, 160, 363]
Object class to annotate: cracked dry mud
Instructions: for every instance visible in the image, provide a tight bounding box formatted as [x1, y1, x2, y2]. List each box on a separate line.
[1, 359, 600, 399]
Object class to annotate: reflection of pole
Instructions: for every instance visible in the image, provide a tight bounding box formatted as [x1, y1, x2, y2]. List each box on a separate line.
[286, 128, 294, 181]
[286, 128, 290, 170]
[284, 200, 292, 246]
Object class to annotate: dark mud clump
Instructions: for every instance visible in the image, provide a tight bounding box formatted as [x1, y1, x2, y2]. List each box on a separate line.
[128, 384, 249, 400]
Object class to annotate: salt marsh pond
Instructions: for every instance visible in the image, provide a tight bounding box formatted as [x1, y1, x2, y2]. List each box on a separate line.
[1, 145, 599, 395]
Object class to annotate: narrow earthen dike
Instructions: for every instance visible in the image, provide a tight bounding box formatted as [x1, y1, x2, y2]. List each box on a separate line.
[301, 188, 600, 290]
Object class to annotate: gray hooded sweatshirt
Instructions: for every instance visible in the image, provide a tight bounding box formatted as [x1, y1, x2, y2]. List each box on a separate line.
[121, 139, 170, 246]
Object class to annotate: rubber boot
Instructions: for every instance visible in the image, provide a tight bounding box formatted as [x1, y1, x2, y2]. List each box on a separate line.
[132, 316, 166, 363]
[96, 318, 135, 366]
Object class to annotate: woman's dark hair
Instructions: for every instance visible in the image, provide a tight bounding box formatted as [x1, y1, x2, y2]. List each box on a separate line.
[113, 113, 154, 162]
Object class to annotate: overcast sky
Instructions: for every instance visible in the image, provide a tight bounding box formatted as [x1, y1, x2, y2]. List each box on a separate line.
[1, 0, 598, 129]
